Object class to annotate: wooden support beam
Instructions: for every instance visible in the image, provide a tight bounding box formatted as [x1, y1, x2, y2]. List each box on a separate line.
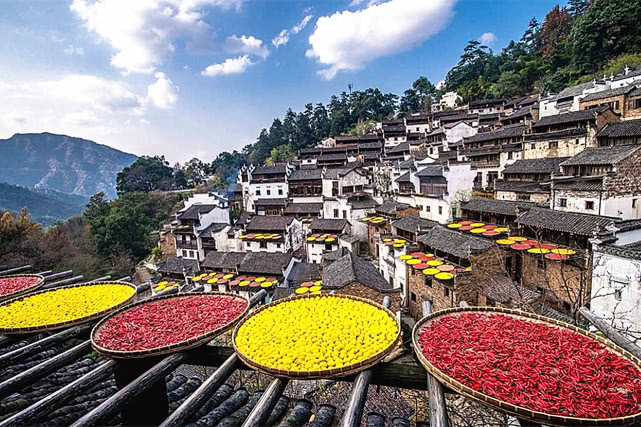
[424, 301, 450, 427]
[89, 275, 111, 282]
[0, 340, 91, 400]
[579, 307, 641, 360]
[0, 360, 116, 427]
[0, 265, 31, 276]
[41, 275, 84, 290]
[0, 323, 92, 366]
[242, 377, 289, 427]
[339, 296, 392, 427]
[35, 270, 53, 276]
[43, 270, 74, 282]
[160, 355, 242, 427]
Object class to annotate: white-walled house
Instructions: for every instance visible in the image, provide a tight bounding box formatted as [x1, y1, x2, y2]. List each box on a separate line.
[305, 218, 350, 264]
[241, 216, 303, 253]
[322, 166, 370, 199]
[323, 194, 377, 242]
[239, 164, 292, 213]
[172, 204, 231, 261]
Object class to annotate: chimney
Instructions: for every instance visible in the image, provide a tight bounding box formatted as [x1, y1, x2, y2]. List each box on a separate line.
[625, 66, 630, 75]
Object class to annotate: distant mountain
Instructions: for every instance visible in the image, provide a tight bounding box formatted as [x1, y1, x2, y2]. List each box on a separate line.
[0, 133, 138, 199]
[0, 182, 88, 226]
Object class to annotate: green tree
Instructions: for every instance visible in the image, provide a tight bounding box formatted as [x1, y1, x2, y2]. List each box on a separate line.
[116, 155, 174, 194]
[84, 192, 109, 224]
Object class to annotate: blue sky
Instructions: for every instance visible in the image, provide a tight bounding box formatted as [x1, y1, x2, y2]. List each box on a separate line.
[0, 0, 561, 163]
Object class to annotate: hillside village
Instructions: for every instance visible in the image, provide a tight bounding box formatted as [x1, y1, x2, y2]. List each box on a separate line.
[156, 66, 641, 341]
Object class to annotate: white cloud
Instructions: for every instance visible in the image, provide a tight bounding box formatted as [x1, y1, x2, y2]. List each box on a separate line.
[139, 118, 150, 125]
[349, 0, 385, 7]
[479, 32, 497, 46]
[146, 72, 179, 109]
[63, 44, 85, 55]
[272, 15, 313, 48]
[307, 0, 456, 80]
[201, 55, 254, 77]
[70, 0, 245, 73]
[225, 35, 270, 59]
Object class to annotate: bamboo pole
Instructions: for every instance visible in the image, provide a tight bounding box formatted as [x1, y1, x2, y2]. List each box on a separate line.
[579, 307, 641, 360]
[0, 265, 31, 276]
[424, 300, 449, 427]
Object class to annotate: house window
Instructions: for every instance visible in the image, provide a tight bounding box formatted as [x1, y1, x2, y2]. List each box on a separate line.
[575, 139, 580, 144]
[438, 206, 443, 215]
[633, 199, 637, 208]
[549, 141, 558, 149]
[389, 277, 394, 287]
[278, 188, 283, 195]
[562, 301, 571, 311]
[266, 189, 271, 196]
[508, 151, 513, 160]
[342, 210, 347, 219]
[333, 209, 339, 218]
[537, 257, 545, 269]
[256, 189, 261, 196]
[531, 144, 536, 150]
[426, 205, 431, 212]
[559, 198, 567, 208]
[260, 241, 267, 249]
[189, 250, 195, 258]
[425, 278, 432, 288]
[182, 249, 188, 257]
[325, 244, 332, 251]
[444, 287, 450, 297]
[585, 201, 595, 210]
[411, 292, 417, 302]
[277, 243, 281, 249]
[615, 289, 622, 301]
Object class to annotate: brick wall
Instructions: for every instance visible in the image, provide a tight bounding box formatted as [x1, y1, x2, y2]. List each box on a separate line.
[160, 232, 177, 260]
[581, 95, 627, 116]
[396, 207, 420, 218]
[367, 223, 391, 257]
[603, 149, 641, 197]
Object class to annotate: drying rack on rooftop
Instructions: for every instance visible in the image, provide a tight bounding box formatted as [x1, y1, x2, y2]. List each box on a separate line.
[0, 264, 639, 427]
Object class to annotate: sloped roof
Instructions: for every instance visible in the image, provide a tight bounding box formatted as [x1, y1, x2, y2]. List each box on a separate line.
[392, 216, 437, 234]
[560, 145, 641, 166]
[502, 157, 568, 175]
[239, 252, 293, 275]
[386, 141, 410, 154]
[255, 198, 288, 207]
[503, 105, 533, 121]
[202, 251, 247, 270]
[597, 241, 641, 261]
[553, 176, 604, 191]
[318, 153, 348, 161]
[461, 198, 534, 217]
[323, 251, 396, 292]
[516, 207, 615, 236]
[463, 125, 526, 143]
[483, 276, 540, 305]
[245, 215, 294, 231]
[199, 222, 229, 235]
[288, 168, 323, 181]
[415, 164, 443, 177]
[178, 204, 216, 220]
[581, 85, 637, 102]
[288, 261, 322, 284]
[310, 218, 349, 232]
[283, 202, 323, 215]
[157, 256, 199, 275]
[597, 119, 641, 138]
[395, 171, 412, 183]
[418, 226, 494, 259]
[348, 195, 378, 209]
[236, 211, 253, 226]
[252, 165, 287, 175]
[533, 108, 604, 128]
[376, 201, 411, 215]
[324, 165, 363, 179]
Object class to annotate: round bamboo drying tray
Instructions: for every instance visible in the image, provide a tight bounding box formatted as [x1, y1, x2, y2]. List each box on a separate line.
[0, 281, 137, 334]
[412, 306, 641, 426]
[0, 273, 45, 303]
[91, 292, 249, 359]
[232, 293, 401, 380]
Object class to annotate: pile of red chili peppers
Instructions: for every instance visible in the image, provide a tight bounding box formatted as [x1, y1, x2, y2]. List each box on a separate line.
[95, 295, 247, 351]
[418, 313, 641, 419]
[0, 276, 41, 297]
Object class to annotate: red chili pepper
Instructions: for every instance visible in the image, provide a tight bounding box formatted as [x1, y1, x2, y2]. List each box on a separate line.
[0, 276, 41, 296]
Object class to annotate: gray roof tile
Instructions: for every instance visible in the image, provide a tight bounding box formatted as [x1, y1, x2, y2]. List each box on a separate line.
[516, 207, 615, 236]
[597, 119, 641, 138]
[560, 145, 641, 166]
[418, 226, 494, 259]
[323, 252, 395, 292]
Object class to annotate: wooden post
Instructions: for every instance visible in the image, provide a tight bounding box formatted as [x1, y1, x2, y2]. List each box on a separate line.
[42, 270, 74, 282]
[241, 377, 289, 427]
[41, 275, 84, 290]
[0, 265, 31, 276]
[424, 300, 450, 427]
[579, 307, 641, 360]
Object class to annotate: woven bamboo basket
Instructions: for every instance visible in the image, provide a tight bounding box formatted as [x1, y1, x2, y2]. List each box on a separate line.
[0, 274, 45, 303]
[0, 281, 137, 334]
[412, 306, 641, 426]
[91, 292, 249, 359]
[232, 293, 401, 380]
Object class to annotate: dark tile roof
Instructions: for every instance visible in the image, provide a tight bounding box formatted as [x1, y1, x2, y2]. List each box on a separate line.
[323, 252, 396, 292]
[597, 119, 641, 138]
[597, 241, 641, 261]
[581, 85, 637, 102]
[560, 145, 641, 166]
[310, 218, 349, 232]
[516, 207, 615, 236]
[556, 81, 595, 99]
[418, 226, 494, 259]
[254, 198, 288, 207]
[502, 157, 569, 175]
[288, 168, 323, 181]
[245, 215, 294, 231]
[178, 204, 217, 220]
[415, 164, 443, 177]
[318, 153, 348, 161]
[283, 202, 323, 215]
[440, 113, 478, 122]
[240, 252, 293, 276]
[469, 98, 506, 107]
[553, 176, 604, 191]
[200, 222, 229, 235]
[483, 276, 541, 305]
[386, 141, 410, 154]
[463, 125, 526, 143]
[324, 166, 363, 179]
[494, 180, 549, 194]
[288, 261, 322, 284]
[376, 201, 411, 215]
[202, 251, 247, 269]
[157, 256, 199, 275]
[503, 105, 533, 121]
[252, 164, 287, 175]
[395, 171, 412, 183]
[461, 198, 534, 217]
[532, 108, 605, 128]
[392, 216, 437, 234]
[235, 211, 253, 226]
[348, 195, 378, 209]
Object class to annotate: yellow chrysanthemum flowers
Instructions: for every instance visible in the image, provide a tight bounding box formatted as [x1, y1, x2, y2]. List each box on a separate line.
[0, 284, 135, 329]
[234, 295, 398, 373]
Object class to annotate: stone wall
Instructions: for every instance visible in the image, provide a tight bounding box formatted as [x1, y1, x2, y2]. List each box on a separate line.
[335, 281, 402, 312]
[604, 149, 641, 197]
[160, 231, 177, 260]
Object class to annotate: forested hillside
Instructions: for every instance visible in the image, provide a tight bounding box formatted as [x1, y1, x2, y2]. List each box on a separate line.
[202, 0, 641, 186]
